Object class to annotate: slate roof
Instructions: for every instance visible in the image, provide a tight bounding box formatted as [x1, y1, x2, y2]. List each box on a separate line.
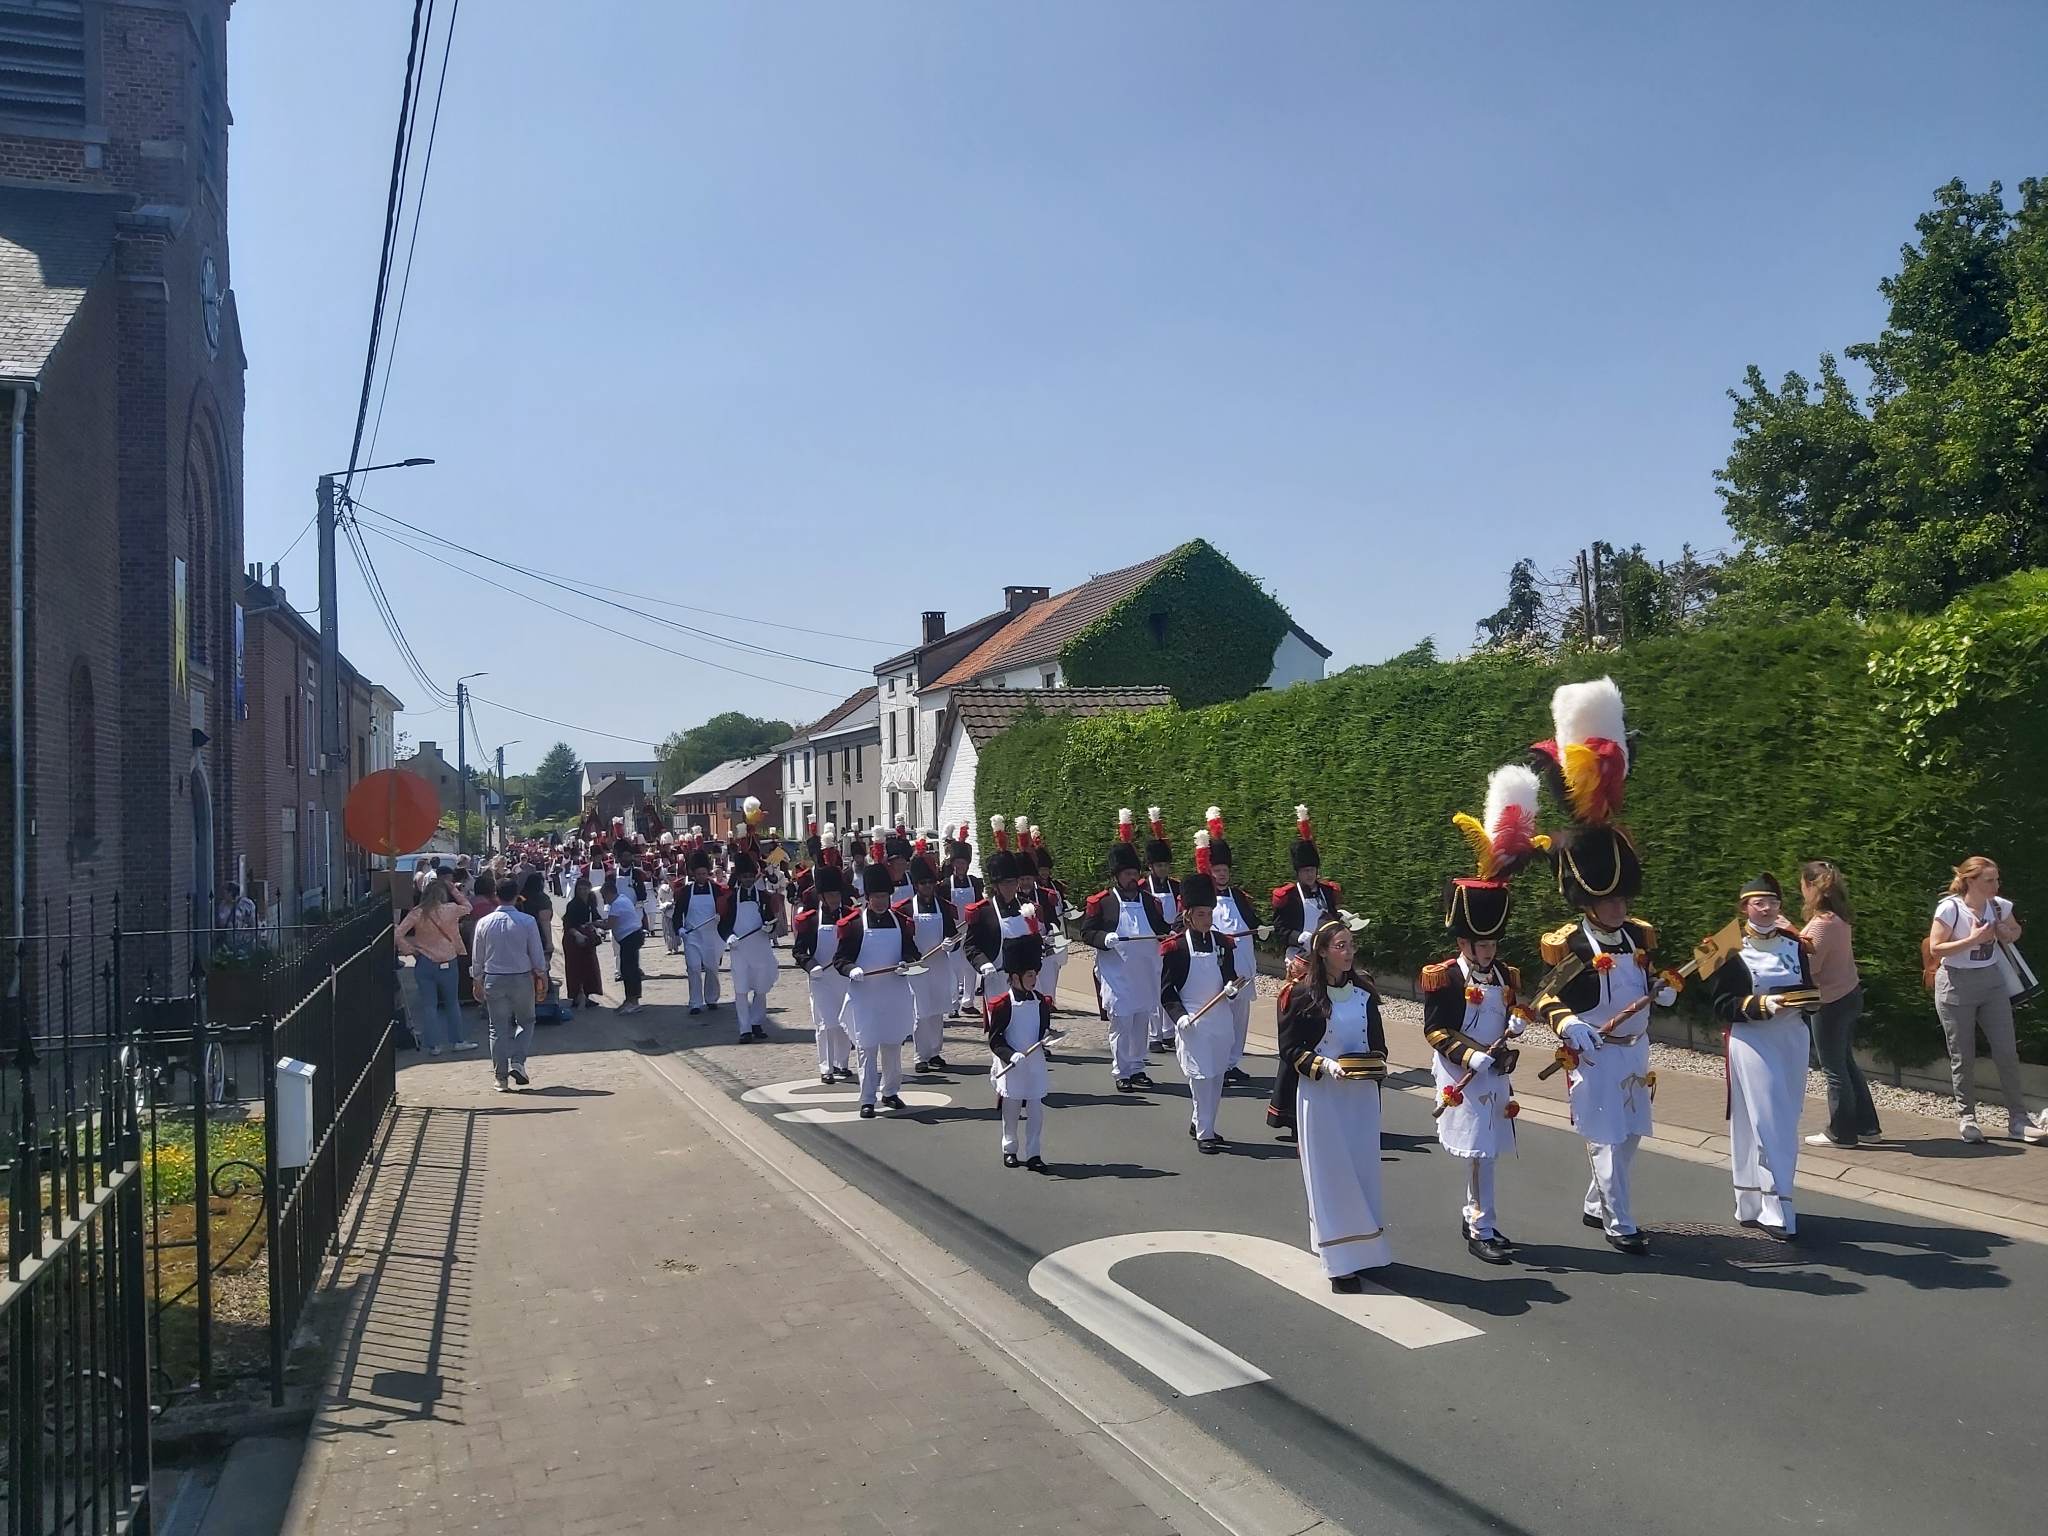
[921, 687, 1174, 791]
[773, 686, 877, 752]
[931, 552, 1175, 689]
[0, 189, 121, 379]
[669, 752, 780, 799]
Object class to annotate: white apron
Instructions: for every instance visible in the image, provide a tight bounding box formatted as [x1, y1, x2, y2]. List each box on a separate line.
[840, 914, 914, 1048]
[1036, 888, 1066, 996]
[948, 879, 981, 997]
[1564, 922, 1654, 1147]
[1171, 937, 1233, 1083]
[1094, 893, 1160, 1017]
[908, 900, 953, 1018]
[1432, 957, 1516, 1160]
[1295, 986, 1392, 1276]
[806, 914, 849, 1035]
[1726, 932, 1808, 1229]
[990, 991, 1051, 1102]
[1289, 886, 1326, 960]
[1140, 880, 1178, 1011]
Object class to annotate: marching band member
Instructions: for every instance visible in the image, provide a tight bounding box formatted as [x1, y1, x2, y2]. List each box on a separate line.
[719, 852, 779, 1042]
[962, 819, 1040, 999]
[903, 853, 960, 1072]
[1529, 677, 1676, 1257]
[1160, 871, 1241, 1152]
[834, 862, 920, 1118]
[1708, 872, 1816, 1239]
[945, 826, 985, 1017]
[988, 933, 1057, 1171]
[1423, 765, 1547, 1265]
[884, 833, 916, 908]
[1267, 806, 1341, 1133]
[1142, 808, 1182, 1053]
[1278, 919, 1392, 1291]
[794, 866, 855, 1084]
[1028, 825, 1068, 1004]
[1196, 809, 1263, 1081]
[678, 847, 726, 1016]
[1081, 811, 1173, 1093]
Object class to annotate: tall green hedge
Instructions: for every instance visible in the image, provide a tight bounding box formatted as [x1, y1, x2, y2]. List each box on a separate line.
[981, 573, 2048, 1066]
[1061, 539, 1292, 709]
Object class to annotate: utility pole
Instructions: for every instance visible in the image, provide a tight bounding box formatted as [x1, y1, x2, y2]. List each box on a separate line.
[495, 745, 506, 853]
[457, 680, 470, 856]
[317, 474, 340, 771]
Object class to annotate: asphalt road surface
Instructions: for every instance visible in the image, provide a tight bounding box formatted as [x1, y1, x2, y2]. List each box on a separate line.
[621, 940, 2043, 1536]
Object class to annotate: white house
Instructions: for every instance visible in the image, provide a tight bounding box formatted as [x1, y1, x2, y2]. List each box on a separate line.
[776, 686, 879, 840]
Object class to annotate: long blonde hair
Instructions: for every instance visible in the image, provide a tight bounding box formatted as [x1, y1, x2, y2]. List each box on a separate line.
[1948, 856, 1998, 897]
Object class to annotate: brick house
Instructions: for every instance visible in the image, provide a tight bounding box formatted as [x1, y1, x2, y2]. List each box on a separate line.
[402, 739, 462, 814]
[0, 0, 247, 970]
[668, 754, 783, 841]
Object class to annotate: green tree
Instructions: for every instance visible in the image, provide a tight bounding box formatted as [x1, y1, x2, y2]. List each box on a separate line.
[1475, 558, 1546, 651]
[527, 742, 582, 820]
[1716, 177, 2048, 615]
[658, 712, 792, 794]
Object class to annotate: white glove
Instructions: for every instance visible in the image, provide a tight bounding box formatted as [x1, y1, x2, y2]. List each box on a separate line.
[1103, 933, 1121, 950]
[1762, 994, 1785, 1016]
[1655, 985, 1678, 1008]
[1467, 1050, 1495, 1074]
[1176, 1014, 1193, 1031]
[1559, 1018, 1600, 1055]
[1316, 1055, 1347, 1079]
[723, 937, 736, 952]
[807, 965, 824, 978]
[978, 961, 996, 977]
[849, 967, 865, 982]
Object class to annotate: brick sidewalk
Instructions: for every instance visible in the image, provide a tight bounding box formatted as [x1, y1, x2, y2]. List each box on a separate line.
[279, 1032, 1189, 1536]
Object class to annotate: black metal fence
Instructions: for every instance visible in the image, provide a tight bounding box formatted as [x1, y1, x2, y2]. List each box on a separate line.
[2, 894, 401, 1529]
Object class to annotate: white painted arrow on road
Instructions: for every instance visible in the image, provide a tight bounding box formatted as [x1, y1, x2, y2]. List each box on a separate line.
[740, 1077, 953, 1123]
[1028, 1230, 1482, 1396]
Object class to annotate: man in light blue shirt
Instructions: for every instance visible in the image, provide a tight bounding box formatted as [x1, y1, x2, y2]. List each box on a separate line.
[472, 878, 548, 1091]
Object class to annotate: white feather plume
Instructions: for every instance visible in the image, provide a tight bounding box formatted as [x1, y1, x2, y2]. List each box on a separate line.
[990, 815, 1007, 834]
[1205, 806, 1222, 822]
[1295, 803, 1309, 823]
[1482, 764, 1542, 842]
[1029, 824, 1042, 840]
[1146, 805, 1162, 824]
[823, 823, 837, 840]
[1194, 830, 1211, 851]
[1118, 808, 1133, 825]
[1551, 676, 1629, 767]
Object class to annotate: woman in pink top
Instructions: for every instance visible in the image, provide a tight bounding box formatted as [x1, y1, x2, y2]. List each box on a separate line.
[1799, 861, 1880, 1149]
[396, 881, 475, 1054]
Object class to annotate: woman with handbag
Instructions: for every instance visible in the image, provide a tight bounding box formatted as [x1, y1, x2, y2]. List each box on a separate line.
[1928, 857, 2043, 1144]
[562, 874, 606, 1010]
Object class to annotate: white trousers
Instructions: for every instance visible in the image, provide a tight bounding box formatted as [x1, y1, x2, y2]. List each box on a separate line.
[1461, 1157, 1499, 1239]
[815, 1020, 851, 1074]
[859, 1043, 903, 1106]
[1583, 1136, 1641, 1236]
[1227, 983, 1254, 1069]
[1001, 1095, 1044, 1159]
[683, 932, 722, 1009]
[1189, 1075, 1224, 1139]
[913, 1012, 946, 1062]
[730, 943, 775, 1036]
[1110, 1013, 1148, 1080]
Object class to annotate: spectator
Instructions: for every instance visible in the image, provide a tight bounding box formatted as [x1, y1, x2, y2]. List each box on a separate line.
[602, 876, 647, 1016]
[562, 874, 606, 1009]
[1800, 861, 1882, 1149]
[394, 880, 477, 1055]
[519, 872, 564, 1023]
[1928, 856, 2043, 1144]
[472, 877, 547, 1092]
[215, 882, 258, 956]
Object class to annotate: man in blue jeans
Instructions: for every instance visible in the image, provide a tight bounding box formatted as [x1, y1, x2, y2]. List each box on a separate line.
[473, 878, 549, 1092]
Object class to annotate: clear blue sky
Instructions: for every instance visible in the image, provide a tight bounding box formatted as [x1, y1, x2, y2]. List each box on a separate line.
[229, 1, 2048, 775]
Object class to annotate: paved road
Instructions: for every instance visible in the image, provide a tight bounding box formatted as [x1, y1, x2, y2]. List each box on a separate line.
[613, 939, 2045, 1535]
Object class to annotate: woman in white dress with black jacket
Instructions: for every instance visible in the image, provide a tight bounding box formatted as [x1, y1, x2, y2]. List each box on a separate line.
[1276, 919, 1392, 1291]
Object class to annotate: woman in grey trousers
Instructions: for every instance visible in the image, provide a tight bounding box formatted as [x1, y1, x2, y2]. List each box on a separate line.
[1799, 861, 1881, 1148]
[1927, 857, 2043, 1145]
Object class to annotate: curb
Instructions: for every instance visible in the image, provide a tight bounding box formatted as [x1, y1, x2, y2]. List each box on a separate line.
[627, 1038, 1347, 1536]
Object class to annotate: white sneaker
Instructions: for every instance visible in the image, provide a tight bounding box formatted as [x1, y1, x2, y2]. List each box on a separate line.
[427, 1045, 442, 1057]
[2023, 1122, 2048, 1145]
[452, 1041, 481, 1053]
[1805, 1132, 1850, 1148]
[1959, 1117, 1985, 1143]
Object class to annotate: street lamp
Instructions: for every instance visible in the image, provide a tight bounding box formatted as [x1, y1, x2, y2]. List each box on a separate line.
[455, 672, 487, 855]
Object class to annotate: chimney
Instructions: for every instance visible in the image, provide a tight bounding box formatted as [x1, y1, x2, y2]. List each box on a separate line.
[921, 610, 946, 644]
[269, 563, 279, 587]
[1004, 585, 1049, 615]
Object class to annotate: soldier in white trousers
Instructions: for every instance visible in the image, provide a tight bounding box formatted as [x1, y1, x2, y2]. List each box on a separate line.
[794, 865, 854, 1083]
[677, 847, 725, 1015]
[1080, 811, 1172, 1093]
[987, 933, 1056, 1170]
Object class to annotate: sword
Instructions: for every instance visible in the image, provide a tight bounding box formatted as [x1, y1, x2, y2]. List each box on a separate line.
[1431, 1022, 1527, 1119]
[1537, 921, 1738, 1078]
[1175, 981, 1244, 1031]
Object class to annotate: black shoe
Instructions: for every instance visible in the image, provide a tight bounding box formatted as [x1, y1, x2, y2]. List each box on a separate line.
[1131, 1072, 1155, 1088]
[1026, 1156, 1049, 1173]
[1150, 1038, 1169, 1054]
[1606, 1230, 1649, 1256]
[1468, 1234, 1514, 1266]
[1115, 1077, 1135, 1094]
[929, 1055, 948, 1070]
[858, 1104, 876, 1120]
[835, 1068, 858, 1084]
[962, 1003, 981, 1017]
[750, 1027, 769, 1042]
[1582, 1213, 1605, 1230]
[1225, 1067, 1249, 1084]
[1188, 1122, 1197, 1138]
[509, 1066, 529, 1087]
[912, 1059, 931, 1074]
[880, 1094, 907, 1112]
[1003, 1152, 1021, 1169]
[1198, 1136, 1223, 1155]
[1330, 1273, 1364, 1294]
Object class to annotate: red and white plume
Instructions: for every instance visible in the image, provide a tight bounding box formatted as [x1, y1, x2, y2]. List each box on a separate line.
[990, 815, 1010, 853]
[1117, 808, 1135, 844]
[1014, 814, 1029, 846]
[1147, 806, 1166, 842]
[956, 823, 970, 844]
[1205, 806, 1226, 840]
[1193, 830, 1213, 876]
[1029, 824, 1045, 850]
[805, 819, 818, 838]
[1453, 764, 1550, 880]
[869, 837, 886, 864]
[913, 834, 928, 857]
[1529, 676, 1630, 825]
[1296, 804, 1314, 841]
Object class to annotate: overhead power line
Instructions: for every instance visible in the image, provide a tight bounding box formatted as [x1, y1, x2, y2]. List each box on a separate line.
[467, 695, 664, 749]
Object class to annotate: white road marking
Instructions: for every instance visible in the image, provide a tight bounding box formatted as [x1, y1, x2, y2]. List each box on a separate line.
[741, 1077, 953, 1123]
[1028, 1229, 1483, 1396]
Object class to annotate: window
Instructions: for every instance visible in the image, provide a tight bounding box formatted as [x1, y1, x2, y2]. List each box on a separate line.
[196, 23, 224, 190]
[887, 712, 898, 758]
[1147, 611, 1169, 646]
[284, 693, 295, 768]
[855, 748, 863, 783]
[825, 750, 834, 785]
[907, 709, 916, 757]
[185, 462, 209, 666]
[68, 659, 95, 852]
[0, 2, 87, 125]
[1043, 671, 1057, 689]
[888, 790, 898, 820]
[804, 749, 812, 785]
[842, 749, 851, 783]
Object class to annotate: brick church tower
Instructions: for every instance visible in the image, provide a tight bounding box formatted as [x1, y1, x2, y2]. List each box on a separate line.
[0, 0, 247, 968]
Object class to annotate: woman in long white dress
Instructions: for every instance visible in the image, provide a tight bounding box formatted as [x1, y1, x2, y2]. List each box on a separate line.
[1276, 920, 1392, 1291]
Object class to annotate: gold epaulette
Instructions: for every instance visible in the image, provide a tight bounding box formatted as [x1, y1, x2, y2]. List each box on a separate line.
[1624, 917, 1659, 951]
[1419, 958, 1461, 991]
[1503, 962, 1523, 993]
[1540, 922, 1577, 967]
